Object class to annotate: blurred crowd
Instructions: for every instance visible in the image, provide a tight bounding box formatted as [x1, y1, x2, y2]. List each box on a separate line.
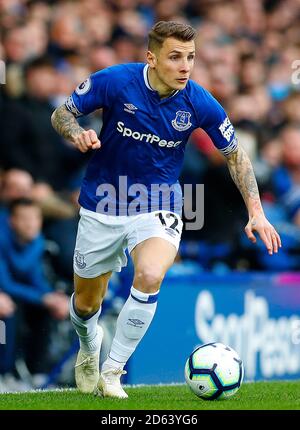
[0, 0, 300, 389]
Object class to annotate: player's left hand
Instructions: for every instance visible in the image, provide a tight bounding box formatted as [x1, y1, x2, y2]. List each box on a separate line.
[244, 214, 282, 255]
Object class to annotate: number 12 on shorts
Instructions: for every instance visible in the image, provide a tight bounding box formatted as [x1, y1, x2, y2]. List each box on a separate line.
[155, 212, 180, 234]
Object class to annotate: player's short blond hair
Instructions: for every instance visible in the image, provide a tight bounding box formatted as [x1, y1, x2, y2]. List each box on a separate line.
[148, 21, 197, 53]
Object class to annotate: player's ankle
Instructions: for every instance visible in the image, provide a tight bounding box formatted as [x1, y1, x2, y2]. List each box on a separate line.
[102, 356, 125, 372]
[79, 325, 103, 354]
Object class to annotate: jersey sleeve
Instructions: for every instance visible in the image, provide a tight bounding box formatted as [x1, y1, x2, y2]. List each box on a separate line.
[65, 65, 126, 117]
[191, 83, 238, 156]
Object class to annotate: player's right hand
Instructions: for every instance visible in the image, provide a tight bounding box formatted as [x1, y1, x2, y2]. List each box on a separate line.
[73, 129, 101, 153]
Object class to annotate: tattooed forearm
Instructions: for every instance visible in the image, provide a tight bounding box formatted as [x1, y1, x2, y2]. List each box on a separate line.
[226, 146, 263, 214]
[51, 105, 84, 142]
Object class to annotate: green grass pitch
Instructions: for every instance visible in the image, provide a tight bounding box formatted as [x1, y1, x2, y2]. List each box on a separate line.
[0, 381, 299, 410]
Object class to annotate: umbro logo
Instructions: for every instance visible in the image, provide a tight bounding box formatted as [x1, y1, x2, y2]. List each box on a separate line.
[127, 318, 144, 327]
[124, 103, 138, 114]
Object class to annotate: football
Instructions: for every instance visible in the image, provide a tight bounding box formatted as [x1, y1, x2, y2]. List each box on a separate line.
[184, 342, 244, 400]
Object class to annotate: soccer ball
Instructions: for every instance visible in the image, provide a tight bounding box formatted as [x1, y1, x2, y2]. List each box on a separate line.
[184, 342, 244, 400]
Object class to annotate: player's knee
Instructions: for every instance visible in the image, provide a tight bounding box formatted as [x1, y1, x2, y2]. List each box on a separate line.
[74, 296, 101, 317]
[133, 267, 164, 293]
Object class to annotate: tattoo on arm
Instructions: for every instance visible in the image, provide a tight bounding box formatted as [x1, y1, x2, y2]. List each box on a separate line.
[51, 105, 84, 142]
[226, 146, 262, 213]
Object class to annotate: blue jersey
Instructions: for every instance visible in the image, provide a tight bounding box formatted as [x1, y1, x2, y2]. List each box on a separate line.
[65, 63, 237, 215]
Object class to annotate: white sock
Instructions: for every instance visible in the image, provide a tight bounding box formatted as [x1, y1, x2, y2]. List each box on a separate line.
[102, 286, 159, 371]
[70, 293, 102, 354]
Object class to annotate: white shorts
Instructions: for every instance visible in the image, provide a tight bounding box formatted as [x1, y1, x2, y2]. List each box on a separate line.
[73, 208, 183, 278]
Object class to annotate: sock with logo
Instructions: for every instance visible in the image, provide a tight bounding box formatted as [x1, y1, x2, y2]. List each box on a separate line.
[70, 293, 102, 354]
[102, 286, 159, 371]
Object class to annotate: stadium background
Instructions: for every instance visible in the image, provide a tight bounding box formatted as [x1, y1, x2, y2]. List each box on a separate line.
[0, 0, 299, 391]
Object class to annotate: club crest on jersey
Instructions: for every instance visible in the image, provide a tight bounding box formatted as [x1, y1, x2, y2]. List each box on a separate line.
[75, 78, 91, 95]
[74, 251, 86, 269]
[171, 111, 192, 131]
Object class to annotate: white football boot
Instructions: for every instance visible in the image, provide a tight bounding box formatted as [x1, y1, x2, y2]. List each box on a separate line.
[96, 367, 128, 399]
[75, 325, 103, 393]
